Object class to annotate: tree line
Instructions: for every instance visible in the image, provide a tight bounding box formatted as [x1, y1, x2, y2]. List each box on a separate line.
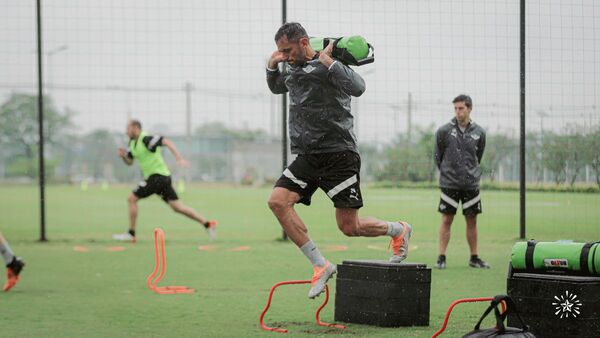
[1, 93, 599, 189]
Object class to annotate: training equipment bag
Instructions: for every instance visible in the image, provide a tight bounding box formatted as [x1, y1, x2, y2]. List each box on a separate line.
[310, 36, 374, 66]
[511, 240, 600, 275]
[462, 295, 535, 338]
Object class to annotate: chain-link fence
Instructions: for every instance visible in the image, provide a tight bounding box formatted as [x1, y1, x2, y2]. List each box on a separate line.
[1, 0, 598, 238]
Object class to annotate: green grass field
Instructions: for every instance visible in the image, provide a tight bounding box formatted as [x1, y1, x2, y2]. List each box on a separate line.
[0, 184, 598, 337]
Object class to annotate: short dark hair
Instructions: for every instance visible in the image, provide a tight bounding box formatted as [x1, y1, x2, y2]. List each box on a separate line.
[452, 94, 472, 108]
[129, 119, 142, 129]
[274, 22, 308, 43]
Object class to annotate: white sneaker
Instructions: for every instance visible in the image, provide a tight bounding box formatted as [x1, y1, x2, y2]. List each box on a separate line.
[308, 261, 336, 299]
[206, 220, 218, 241]
[112, 232, 136, 243]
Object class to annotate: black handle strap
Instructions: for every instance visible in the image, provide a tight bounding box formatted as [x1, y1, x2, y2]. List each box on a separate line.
[525, 240, 537, 271]
[580, 242, 599, 275]
[473, 295, 529, 333]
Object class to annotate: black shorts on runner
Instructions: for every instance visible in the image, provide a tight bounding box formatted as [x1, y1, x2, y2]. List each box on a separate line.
[438, 188, 482, 216]
[133, 174, 179, 203]
[274, 150, 363, 209]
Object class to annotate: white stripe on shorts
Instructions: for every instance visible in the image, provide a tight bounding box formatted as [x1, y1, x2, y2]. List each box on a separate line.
[283, 168, 307, 189]
[462, 194, 481, 209]
[326, 175, 358, 199]
[440, 192, 459, 208]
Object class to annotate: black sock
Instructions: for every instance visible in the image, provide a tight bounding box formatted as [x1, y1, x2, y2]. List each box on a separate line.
[438, 254, 446, 261]
[128, 229, 136, 237]
[202, 221, 210, 229]
[470, 255, 478, 261]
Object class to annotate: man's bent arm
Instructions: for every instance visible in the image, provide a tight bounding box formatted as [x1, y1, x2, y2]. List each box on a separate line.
[266, 67, 288, 94]
[476, 131, 486, 164]
[162, 138, 184, 161]
[434, 129, 445, 169]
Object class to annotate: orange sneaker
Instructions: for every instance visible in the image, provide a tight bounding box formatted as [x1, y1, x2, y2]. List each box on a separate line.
[3, 257, 25, 292]
[389, 221, 413, 263]
[308, 261, 336, 299]
[206, 220, 218, 241]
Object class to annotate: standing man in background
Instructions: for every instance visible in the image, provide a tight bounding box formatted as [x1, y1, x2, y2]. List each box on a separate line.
[434, 95, 489, 269]
[114, 120, 217, 242]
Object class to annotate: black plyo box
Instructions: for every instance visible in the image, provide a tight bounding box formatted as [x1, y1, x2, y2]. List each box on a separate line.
[507, 270, 600, 338]
[334, 260, 431, 327]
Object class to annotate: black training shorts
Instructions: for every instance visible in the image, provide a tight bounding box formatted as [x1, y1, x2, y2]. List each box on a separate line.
[133, 174, 179, 203]
[438, 188, 482, 216]
[274, 150, 363, 209]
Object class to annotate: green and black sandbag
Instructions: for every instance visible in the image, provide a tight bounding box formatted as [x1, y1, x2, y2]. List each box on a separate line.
[310, 36, 374, 66]
[511, 240, 600, 275]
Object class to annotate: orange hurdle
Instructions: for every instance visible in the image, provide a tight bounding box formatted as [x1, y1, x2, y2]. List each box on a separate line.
[147, 228, 194, 294]
[259, 279, 346, 333]
[431, 297, 507, 338]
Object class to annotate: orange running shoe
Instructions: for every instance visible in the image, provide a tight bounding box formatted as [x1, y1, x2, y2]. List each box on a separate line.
[308, 261, 336, 299]
[3, 257, 25, 292]
[389, 221, 413, 263]
[205, 220, 218, 241]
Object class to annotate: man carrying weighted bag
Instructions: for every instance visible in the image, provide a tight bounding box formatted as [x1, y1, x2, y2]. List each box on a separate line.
[266, 22, 412, 299]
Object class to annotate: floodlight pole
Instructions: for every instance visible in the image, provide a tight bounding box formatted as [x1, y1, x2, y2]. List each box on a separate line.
[519, 0, 526, 239]
[36, 0, 47, 241]
[280, 0, 289, 241]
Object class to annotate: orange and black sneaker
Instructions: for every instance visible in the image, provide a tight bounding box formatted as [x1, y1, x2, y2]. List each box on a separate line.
[389, 221, 413, 263]
[4, 257, 25, 292]
[308, 261, 336, 299]
[205, 220, 218, 241]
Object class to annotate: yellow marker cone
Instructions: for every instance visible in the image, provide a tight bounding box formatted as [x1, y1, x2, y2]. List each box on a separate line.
[101, 181, 109, 191]
[80, 180, 89, 191]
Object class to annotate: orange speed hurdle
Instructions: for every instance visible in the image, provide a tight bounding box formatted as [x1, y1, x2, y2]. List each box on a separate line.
[431, 297, 506, 338]
[259, 280, 346, 333]
[147, 228, 194, 294]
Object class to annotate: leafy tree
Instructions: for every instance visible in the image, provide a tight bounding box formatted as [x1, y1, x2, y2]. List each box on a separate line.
[0, 93, 73, 178]
[480, 134, 516, 182]
[542, 133, 569, 185]
[589, 127, 600, 189]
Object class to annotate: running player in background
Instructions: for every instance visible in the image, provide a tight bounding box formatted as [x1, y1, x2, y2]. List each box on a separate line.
[113, 120, 217, 242]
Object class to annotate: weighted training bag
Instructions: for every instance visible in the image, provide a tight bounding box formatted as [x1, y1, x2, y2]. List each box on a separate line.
[511, 240, 600, 275]
[310, 36, 374, 66]
[462, 295, 536, 338]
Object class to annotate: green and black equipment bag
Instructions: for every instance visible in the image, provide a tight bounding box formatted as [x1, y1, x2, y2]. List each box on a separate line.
[310, 36, 374, 66]
[511, 240, 600, 275]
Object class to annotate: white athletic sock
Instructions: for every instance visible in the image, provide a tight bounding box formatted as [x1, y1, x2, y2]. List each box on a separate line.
[386, 221, 403, 237]
[299, 240, 327, 267]
[0, 240, 15, 266]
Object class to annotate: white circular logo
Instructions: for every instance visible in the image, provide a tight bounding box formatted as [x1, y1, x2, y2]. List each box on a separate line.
[552, 290, 582, 319]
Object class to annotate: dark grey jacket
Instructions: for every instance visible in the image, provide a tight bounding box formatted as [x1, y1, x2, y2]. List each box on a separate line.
[435, 118, 486, 190]
[266, 56, 365, 154]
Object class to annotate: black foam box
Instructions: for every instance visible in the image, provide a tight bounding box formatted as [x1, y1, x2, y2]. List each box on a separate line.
[507, 267, 600, 338]
[334, 260, 431, 327]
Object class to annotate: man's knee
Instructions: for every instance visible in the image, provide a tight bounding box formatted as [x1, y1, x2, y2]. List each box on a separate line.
[441, 215, 454, 227]
[465, 214, 477, 227]
[128, 194, 137, 204]
[267, 191, 296, 213]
